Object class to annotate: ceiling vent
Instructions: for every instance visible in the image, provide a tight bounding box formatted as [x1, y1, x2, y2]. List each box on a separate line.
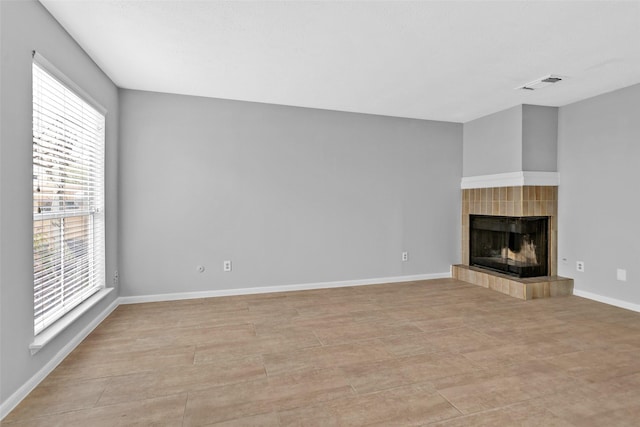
[517, 75, 565, 91]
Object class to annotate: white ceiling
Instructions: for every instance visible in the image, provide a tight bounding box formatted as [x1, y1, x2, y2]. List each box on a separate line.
[40, 0, 640, 123]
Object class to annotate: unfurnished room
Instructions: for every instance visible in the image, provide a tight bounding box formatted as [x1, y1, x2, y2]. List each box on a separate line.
[1, 0, 640, 425]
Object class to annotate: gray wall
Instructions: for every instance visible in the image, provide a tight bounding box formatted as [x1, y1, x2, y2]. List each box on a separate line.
[119, 89, 462, 297]
[463, 105, 522, 176]
[522, 105, 558, 172]
[0, 0, 119, 404]
[557, 83, 640, 303]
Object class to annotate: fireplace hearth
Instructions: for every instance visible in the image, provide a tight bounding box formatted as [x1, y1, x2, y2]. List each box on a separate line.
[470, 215, 548, 278]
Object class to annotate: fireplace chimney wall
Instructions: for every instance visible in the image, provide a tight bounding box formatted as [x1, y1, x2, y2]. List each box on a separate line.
[463, 105, 558, 177]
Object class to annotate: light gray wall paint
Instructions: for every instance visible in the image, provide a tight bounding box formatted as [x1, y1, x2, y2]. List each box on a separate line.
[118, 89, 462, 297]
[557, 83, 640, 304]
[522, 105, 558, 172]
[463, 105, 522, 176]
[0, 0, 119, 404]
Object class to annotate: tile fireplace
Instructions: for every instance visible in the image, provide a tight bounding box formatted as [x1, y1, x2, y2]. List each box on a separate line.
[453, 185, 573, 299]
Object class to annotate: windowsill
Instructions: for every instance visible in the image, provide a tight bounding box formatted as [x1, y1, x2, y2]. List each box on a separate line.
[29, 288, 114, 355]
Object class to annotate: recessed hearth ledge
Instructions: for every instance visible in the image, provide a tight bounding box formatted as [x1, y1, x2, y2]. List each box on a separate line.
[452, 264, 573, 300]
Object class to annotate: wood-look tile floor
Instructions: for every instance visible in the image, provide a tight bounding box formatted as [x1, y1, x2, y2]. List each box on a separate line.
[6, 278, 640, 426]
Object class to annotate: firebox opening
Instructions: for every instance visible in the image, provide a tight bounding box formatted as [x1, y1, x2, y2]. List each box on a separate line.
[469, 215, 548, 278]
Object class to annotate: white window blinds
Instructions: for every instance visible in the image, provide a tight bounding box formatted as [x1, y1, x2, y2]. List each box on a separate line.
[32, 59, 106, 335]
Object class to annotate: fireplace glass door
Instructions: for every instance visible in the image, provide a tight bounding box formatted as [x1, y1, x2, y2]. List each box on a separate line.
[469, 215, 548, 278]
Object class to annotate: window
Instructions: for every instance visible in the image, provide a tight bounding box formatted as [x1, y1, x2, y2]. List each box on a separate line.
[32, 58, 106, 335]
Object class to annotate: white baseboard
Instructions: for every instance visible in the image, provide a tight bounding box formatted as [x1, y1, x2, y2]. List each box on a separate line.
[119, 272, 451, 304]
[573, 289, 640, 313]
[0, 298, 120, 420]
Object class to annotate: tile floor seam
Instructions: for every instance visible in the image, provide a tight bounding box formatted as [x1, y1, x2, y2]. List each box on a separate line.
[92, 378, 110, 408]
[422, 402, 519, 426]
[2, 407, 90, 425]
[432, 389, 465, 420]
[311, 329, 325, 346]
[181, 392, 188, 427]
[260, 389, 353, 422]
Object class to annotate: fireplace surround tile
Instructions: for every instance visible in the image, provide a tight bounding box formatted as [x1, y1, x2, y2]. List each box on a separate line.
[461, 185, 558, 276]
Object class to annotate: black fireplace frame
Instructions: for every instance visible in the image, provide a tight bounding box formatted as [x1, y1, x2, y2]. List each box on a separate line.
[469, 215, 549, 278]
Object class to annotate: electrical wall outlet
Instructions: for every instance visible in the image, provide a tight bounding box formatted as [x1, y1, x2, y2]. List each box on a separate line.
[113, 270, 119, 285]
[617, 268, 627, 282]
[402, 252, 408, 262]
[576, 261, 585, 272]
[223, 260, 232, 272]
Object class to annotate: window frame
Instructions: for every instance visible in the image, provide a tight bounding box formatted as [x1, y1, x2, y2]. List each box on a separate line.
[31, 52, 108, 342]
